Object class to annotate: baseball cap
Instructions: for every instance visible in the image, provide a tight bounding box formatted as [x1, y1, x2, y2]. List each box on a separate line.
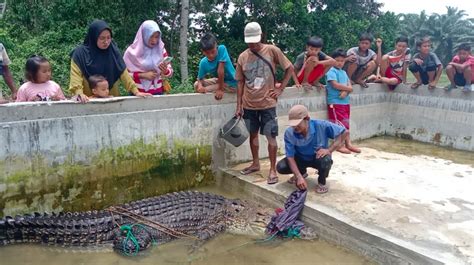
[244, 22, 262, 43]
[288, 105, 309, 126]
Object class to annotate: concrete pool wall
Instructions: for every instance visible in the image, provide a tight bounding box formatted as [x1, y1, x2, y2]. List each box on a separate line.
[0, 85, 472, 214]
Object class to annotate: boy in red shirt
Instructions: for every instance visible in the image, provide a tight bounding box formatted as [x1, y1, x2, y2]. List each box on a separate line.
[445, 43, 473, 92]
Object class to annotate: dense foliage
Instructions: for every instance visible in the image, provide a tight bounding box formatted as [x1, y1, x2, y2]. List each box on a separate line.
[0, 1, 472, 96]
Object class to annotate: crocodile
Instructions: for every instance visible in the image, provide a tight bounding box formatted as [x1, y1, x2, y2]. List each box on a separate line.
[0, 191, 314, 255]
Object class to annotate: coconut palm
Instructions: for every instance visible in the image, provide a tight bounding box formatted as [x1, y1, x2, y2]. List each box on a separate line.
[422, 7, 474, 64]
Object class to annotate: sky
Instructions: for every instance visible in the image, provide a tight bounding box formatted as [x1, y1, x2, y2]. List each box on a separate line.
[378, 0, 474, 17]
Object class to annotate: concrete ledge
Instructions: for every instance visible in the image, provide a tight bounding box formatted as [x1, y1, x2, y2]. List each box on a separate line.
[216, 167, 456, 265]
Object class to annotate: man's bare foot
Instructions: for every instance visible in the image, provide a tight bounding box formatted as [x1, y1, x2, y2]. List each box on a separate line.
[347, 145, 361, 153]
[337, 146, 351, 154]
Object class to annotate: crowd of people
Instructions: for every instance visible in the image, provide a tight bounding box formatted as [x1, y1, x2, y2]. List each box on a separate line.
[1, 20, 473, 194]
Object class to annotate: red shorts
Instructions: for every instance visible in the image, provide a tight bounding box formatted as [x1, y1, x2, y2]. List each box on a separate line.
[297, 64, 325, 84]
[327, 104, 350, 129]
[385, 67, 402, 90]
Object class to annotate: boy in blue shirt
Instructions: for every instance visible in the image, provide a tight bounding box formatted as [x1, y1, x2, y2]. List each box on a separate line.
[326, 48, 360, 154]
[194, 33, 237, 100]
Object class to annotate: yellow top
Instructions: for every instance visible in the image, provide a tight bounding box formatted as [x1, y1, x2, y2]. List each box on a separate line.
[68, 60, 138, 96]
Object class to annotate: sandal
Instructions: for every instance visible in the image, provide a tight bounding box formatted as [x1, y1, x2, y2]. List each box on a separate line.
[287, 173, 308, 184]
[267, 174, 279, 185]
[240, 167, 260, 175]
[428, 84, 436, 89]
[315, 184, 328, 194]
[411, 82, 421, 89]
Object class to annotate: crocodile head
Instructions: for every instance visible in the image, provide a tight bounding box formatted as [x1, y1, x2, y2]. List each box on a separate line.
[224, 199, 319, 240]
[225, 199, 274, 237]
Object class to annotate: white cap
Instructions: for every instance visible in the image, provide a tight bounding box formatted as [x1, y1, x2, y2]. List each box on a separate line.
[244, 22, 262, 43]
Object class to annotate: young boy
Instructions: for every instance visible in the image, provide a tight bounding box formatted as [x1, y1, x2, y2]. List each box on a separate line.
[88, 75, 111, 98]
[326, 48, 361, 154]
[408, 37, 443, 89]
[445, 43, 473, 92]
[194, 33, 237, 100]
[345, 33, 377, 88]
[368, 37, 411, 90]
[293, 36, 335, 89]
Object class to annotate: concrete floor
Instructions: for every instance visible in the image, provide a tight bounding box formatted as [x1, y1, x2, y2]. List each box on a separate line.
[225, 147, 473, 265]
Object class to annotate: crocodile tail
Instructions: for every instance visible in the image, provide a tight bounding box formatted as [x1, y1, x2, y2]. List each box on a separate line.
[0, 211, 121, 247]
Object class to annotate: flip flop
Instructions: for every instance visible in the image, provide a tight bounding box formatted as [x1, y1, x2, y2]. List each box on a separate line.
[315, 184, 328, 194]
[287, 173, 308, 184]
[267, 175, 279, 185]
[428, 84, 436, 89]
[411, 83, 421, 89]
[240, 167, 260, 175]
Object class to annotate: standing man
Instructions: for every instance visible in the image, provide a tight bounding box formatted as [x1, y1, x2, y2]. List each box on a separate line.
[277, 105, 349, 194]
[235, 22, 294, 184]
[0, 43, 17, 102]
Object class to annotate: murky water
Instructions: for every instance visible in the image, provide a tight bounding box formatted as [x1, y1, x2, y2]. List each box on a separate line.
[357, 136, 474, 166]
[0, 184, 373, 265]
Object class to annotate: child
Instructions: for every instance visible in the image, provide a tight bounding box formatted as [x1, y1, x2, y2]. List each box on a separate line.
[445, 43, 473, 92]
[369, 37, 411, 90]
[16, 55, 65, 102]
[293, 36, 335, 89]
[345, 33, 377, 88]
[326, 48, 361, 154]
[88, 75, 111, 98]
[408, 37, 442, 89]
[194, 33, 237, 100]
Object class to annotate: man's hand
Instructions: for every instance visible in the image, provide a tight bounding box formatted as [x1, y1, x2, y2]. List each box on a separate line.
[296, 175, 308, 190]
[316, 148, 331, 159]
[269, 87, 283, 99]
[215, 88, 224, 100]
[414, 58, 423, 65]
[235, 104, 243, 117]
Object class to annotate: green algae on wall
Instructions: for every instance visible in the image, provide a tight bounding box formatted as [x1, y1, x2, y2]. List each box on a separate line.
[0, 136, 213, 217]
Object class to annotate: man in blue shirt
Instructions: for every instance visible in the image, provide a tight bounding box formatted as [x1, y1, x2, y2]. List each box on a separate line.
[277, 105, 349, 194]
[194, 33, 237, 100]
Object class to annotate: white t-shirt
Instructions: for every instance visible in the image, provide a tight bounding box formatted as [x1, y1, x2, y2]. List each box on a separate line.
[0, 43, 11, 66]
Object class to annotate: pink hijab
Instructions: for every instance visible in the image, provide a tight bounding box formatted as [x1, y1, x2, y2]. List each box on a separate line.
[123, 20, 164, 89]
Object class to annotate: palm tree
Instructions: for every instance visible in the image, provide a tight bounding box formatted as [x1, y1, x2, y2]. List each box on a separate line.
[422, 7, 474, 64]
[399, 11, 429, 50]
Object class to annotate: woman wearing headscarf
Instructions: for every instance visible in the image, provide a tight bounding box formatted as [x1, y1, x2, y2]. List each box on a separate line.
[69, 20, 151, 102]
[123, 20, 173, 95]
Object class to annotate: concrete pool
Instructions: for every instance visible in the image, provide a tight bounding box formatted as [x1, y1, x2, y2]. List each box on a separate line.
[0, 84, 472, 264]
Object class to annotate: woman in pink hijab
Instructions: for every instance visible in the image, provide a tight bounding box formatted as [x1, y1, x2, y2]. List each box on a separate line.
[124, 20, 173, 95]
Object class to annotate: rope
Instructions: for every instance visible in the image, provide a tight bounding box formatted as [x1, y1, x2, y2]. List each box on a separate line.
[119, 223, 157, 256]
[107, 206, 199, 240]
